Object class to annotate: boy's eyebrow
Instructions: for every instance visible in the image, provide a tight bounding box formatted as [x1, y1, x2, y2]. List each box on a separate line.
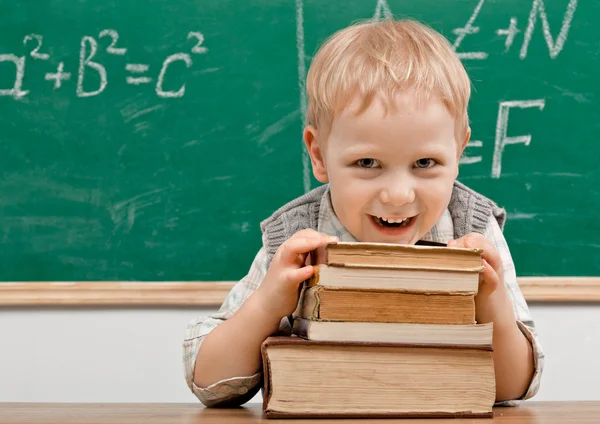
[414, 145, 454, 158]
[342, 143, 453, 158]
[342, 144, 381, 156]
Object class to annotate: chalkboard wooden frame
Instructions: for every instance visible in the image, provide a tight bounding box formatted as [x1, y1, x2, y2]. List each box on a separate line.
[0, 278, 598, 305]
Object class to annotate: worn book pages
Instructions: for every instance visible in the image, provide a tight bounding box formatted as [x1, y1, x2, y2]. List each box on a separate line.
[261, 337, 495, 419]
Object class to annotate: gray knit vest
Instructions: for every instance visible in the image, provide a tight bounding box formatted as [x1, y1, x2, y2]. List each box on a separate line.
[259, 181, 506, 267]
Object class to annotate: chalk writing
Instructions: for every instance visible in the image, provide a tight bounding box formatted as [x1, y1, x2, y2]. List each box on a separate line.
[125, 64, 152, 85]
[296, 0, 311, 193]
[496, 18, 520, 53]
[188, 32, 208, 54]
[45, 62, 71, 89]
[460, 140, 483, 165]
[520, 0, 578, 59]
[99, 29, 127, 56]
[373, 0, 393, 21]
[0, 54, 28, 98]
[492, 100, 546, 179]
[23, 34, 50, 60]
[0, 29, 206, 99]
[452, 0, 488, 60]
[156, 53, 192, 98]
[448, 0, 579, 60]
[77, 36, 107, 97]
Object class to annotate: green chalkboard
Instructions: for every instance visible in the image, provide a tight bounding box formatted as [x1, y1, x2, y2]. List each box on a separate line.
[0, 0, 598, 282]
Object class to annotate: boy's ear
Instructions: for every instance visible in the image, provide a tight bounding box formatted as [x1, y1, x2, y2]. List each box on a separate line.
[459, 128, 471, 157]
[455, 128, 471, 177]
[303, 125, 329, 183]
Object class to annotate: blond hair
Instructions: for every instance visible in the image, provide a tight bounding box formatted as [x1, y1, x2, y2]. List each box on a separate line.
[306, 18, 471, 142]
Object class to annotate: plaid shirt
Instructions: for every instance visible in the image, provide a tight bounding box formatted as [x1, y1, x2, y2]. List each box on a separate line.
[183, 187, 544, 407]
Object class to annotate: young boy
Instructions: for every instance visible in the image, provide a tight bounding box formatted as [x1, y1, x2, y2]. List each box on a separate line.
[183, 18, 544, 408]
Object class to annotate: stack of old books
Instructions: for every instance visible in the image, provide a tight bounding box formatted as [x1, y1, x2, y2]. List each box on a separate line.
[261, 241, 495, 419]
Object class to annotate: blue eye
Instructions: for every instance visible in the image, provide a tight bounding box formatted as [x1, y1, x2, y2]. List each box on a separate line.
[415, 158, 436, 169]
[357, 158, 379, 168]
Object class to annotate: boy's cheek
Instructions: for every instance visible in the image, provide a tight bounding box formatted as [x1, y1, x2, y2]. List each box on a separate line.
[422, 178, 454, 203]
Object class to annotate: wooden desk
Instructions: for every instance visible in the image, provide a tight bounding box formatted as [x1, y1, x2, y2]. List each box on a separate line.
[0, 402, 598, 423]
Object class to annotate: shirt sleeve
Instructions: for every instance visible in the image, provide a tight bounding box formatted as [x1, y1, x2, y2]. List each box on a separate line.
[182, 247, 270, 407]
[483, 215, 545, 406]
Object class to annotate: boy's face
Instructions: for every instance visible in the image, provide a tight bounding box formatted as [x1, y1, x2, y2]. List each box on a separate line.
[305, 92, 468, 245]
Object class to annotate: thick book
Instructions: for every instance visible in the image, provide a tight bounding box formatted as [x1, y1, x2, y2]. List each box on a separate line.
[261, 336, 495, 418]
[305, 263, 480, 293]
[294, 285, 476, 324]
[310, 241, 483, 271]
[292, 317, 493, 346]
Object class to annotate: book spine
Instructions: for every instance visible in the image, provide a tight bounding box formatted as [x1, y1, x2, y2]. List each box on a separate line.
[260, 341, 273, 412]
[309, 243, 330, 266]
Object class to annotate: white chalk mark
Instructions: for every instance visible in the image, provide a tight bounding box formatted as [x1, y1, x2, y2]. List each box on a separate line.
[507, 212, 538, 220]
[452, 0, 489, 60]
[45, 62, 71, 89]
[192, 67, 221, 76]
[456, 52, 488, 60]
[496, 17, 520, 53]
[133, 121, 151, 135]
[492, 99, 546, 179]
[127, 76, 152, 85]
[461, 171, 582, 181]
[295, 0, 310, 193]
[520, 0, 578, 59]
[552, 84, 591, 103]
[110, 187, 168, 227]
[23, 34, 50, 60]
[77, 36, 107, 98]
[460, 140, 483, 165]
[183, 140, 199, 148]
[256, 110, 301, 145]
[188, 32, 208, 54]
[123, 105, 163, 123]
[0, 54, 29, 98]
[99, 29, 127, 55]
[125, 64, 151, 85]
[156, 53, 192, 98]
[544, 172, 583, 177]
[373, 0, 393, 21]
[126, 203, 136, 233]
[125, 64, 149, 73]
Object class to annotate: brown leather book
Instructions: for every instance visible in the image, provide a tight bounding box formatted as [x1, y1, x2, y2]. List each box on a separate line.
[261, 336, 495, 419]
[309, 241, 483, 272]
[294, 285, 475, 324]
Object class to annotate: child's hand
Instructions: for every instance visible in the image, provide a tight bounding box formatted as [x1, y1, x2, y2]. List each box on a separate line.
[447, 233, 504, 293]
[256, 229, 338, 320]
[447, 233, 510, 325]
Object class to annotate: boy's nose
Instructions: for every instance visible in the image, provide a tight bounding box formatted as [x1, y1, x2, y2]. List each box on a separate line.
[379, 182, 416, 206]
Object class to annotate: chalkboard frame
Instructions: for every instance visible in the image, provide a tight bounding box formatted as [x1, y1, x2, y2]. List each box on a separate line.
[0, 278, 598, 306]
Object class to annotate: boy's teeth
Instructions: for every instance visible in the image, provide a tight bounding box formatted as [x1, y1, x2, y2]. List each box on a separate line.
[379, 216, 406, 223]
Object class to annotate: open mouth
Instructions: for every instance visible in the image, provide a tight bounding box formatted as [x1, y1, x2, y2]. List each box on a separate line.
[371, 215, 415, 228]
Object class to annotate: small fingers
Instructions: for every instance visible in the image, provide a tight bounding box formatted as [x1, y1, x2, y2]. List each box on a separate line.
[480, 258, 500, 291]
[277, 233, 338, 265]
[449, 233, 485, 249]
[280, 265, 314, 287]
[469, 236, 502, 275]
[448, 234, 502, 272]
